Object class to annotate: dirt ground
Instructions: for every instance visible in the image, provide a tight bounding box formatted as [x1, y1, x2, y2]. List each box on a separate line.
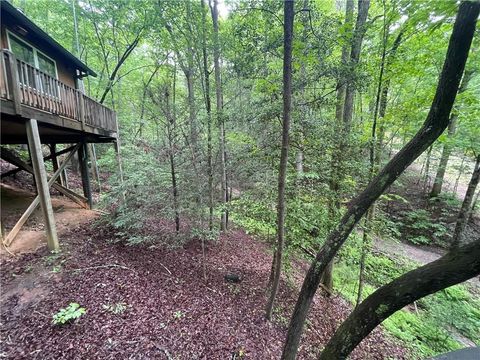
[1, 183, 98, 254]
[0, 221, 407, 359]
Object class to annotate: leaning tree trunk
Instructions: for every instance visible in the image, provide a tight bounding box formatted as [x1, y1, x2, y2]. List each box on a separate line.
[319, 239, 480, 359]
[264, 0, 294, 321]
[280, 3, 479, 359]
[451, 154, 480, 249]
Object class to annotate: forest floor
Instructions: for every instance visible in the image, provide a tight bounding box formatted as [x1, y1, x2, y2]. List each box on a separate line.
[0, 219, 407, 359]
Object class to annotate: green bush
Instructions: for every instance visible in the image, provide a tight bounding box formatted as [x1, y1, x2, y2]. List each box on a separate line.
[52, 303, 86, 325]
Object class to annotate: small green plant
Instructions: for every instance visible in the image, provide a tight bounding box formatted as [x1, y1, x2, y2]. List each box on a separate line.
[173, 310, 185, 319]
[52, 265, 62, 273]
[52, 303, 86, 325]
[103, 302, 128, 315]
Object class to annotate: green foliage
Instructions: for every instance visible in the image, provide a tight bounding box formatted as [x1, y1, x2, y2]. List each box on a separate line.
[401, 209, 448, 246]
[52, 303, 86, 325]
[418, 286, 480, 344]
[334, 234, 478, 356]
[173, 310, 185, 320]
[382, 310, 462, 358]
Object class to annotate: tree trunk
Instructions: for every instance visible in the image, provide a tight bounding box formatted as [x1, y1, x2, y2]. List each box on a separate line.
[430, 69, 473, 198]
[323, 0, 368, 293]
[451, 154, 480, 248]
[329, 0, 354, 210]
[265, 0, 294, 321]
[454, 153, 466, 193]
[319, 240, 480, 360]
[211, 0, 228, 231]
[430, 118, 456, 197]
[280, 3, 479, 358]
[468, 190, 479, 223]
[422, 145, 433, 192]
[165, 73, 180, 233]
[201, 0, 214, 231]
[186, 1, 198, 157]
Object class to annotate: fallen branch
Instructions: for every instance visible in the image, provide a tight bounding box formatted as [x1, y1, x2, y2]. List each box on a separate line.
[158, 261, 172, 275]
[153, 343, 173, 360]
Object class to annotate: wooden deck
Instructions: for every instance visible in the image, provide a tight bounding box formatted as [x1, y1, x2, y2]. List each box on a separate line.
[0, 50, 117, 144]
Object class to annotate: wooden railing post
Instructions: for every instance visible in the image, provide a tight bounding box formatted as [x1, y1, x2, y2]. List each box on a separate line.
[4, 50, 22, 115]
[78, 90, 85, 130]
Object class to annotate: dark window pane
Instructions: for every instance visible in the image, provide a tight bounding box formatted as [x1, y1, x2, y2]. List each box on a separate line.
[10, 36, 34, 66]
[38, 53, 56, 77]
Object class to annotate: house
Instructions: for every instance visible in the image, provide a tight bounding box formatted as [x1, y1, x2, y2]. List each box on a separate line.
[0, 1, 121, 251]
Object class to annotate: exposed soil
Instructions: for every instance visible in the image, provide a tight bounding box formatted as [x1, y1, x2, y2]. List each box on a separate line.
[1, 183, 98, 254]
[0, 222, 407, 359]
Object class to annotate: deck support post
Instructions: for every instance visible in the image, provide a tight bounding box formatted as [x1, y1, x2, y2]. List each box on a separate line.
[50, 144, 67, 188]
[79, 143, 93, 209]
[26, 119, 59, 251]
[113, 140, 125, 202]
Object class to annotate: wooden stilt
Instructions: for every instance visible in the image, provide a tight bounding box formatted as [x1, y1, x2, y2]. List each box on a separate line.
[50, 144, 67, 187]
[114, 140, 126, 202]
[3, 144, 80, 247]
[1, 145, 76, 179]
[26, 119, 59, 251]
[1, 148, 88, 209]
[79, 143, 93, 209]
[26, 142, 37, 195]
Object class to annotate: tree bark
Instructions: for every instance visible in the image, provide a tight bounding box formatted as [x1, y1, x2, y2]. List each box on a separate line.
[468, 190, 479, 223]
[319, 240, 480, 360]
[280, 3, 479, 359]
[211, 0, 228, 231]
[452, 154, 480, 249]
[201, 0, 214, 231]
[323, 0, 367, 293]
[165, 72, 180, 233]
[430, 69, 474, 198]
[265, 0, 294, 321]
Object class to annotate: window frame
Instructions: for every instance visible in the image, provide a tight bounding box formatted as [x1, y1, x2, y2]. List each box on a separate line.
[6, 30, 59, 80]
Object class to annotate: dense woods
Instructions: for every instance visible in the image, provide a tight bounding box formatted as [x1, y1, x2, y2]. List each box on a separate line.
[1, 0, 480, 359]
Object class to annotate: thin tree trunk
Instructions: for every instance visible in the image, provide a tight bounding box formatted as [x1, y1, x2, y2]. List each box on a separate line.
[423, 145, 433, 192]
[165, 71, 180, 233]
[211, 0, 228, 231]
[323, 0, 369, 293]
[454, 153, 466, 193]
[468, 190, 479, 222]
[451, 154, 480, 249]
[265, 0, 294, 321]
[430, 118, 456, 197]
[320, 240, 480, 359]
[430, 69, 473, 197]
[280, 3, 478, 358]
[201, 0, 214, 231]
[329, 0, 354, 210]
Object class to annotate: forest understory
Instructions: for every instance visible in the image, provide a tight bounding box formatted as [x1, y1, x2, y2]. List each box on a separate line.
[0, 219, 405, 360]
[1, 160, 479, 359]
[1, 0, 480, 359]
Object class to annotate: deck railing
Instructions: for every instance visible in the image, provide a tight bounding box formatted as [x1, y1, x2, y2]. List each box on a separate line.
[0, 49, 117, 133]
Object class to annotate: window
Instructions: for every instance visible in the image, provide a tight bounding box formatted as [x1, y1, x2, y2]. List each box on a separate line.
[9, 35, 35, 66]
[7, 31, 59, 97]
